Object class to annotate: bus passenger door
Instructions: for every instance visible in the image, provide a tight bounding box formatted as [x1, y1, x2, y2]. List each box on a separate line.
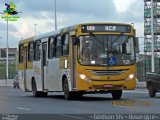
[42, 42, 48, 90]
[23, 47, 28, 90]
[70, 34, 77, 89]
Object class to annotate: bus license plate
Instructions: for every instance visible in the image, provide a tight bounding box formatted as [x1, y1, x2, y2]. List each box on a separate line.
[104, 84, 113, 88]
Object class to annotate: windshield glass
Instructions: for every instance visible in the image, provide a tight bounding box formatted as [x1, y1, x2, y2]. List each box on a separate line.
[78, 35, 135, 66]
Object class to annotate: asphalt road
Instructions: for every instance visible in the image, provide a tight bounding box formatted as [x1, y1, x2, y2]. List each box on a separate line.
[0, 87, 160, 120]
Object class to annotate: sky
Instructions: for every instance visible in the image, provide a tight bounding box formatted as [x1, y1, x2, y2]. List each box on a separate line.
[0, 0, 144, 49]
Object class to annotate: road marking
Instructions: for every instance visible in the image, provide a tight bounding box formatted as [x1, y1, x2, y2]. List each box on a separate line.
[17, 107, 31, 111]
[59, 114, 84, 119]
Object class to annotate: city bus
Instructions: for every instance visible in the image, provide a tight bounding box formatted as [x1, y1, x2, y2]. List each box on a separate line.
[18, 22, 139, 100]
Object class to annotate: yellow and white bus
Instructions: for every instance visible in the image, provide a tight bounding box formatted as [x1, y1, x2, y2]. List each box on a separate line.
[18, 22, 138, 100]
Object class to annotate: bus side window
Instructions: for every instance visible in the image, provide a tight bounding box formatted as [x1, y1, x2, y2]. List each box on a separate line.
[34, 40, 41, 61]
[55, 36, 62, 57]
[62, 34, 69, 56]
[28, 42, 34, 61]
[19, 44, 24, 63]
[48, 37, 55, 58]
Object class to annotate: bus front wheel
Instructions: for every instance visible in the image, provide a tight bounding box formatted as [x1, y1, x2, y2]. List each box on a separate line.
[148, 84, 156, 98]
[32, 79, 41, 97]
[111, 90, 122, 99]
[63, 78, 72, 100]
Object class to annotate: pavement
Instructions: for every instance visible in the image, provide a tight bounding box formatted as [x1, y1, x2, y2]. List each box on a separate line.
[0, 79, 147, 88]
[0, 79, 13, 87]
[0, 85, 159, 115]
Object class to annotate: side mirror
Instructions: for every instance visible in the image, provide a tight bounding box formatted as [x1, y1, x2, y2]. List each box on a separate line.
[72, 36, 80, 45]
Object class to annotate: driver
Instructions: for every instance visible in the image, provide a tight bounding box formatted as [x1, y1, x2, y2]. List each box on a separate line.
[82, 40, 91, 61]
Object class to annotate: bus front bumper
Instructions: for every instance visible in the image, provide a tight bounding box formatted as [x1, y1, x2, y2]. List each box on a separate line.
[76, 78, 136, 91]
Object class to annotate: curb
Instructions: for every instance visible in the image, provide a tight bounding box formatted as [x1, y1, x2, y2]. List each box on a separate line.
[0, 79, 13, 87]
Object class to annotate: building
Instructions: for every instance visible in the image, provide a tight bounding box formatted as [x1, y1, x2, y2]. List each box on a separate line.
[142, 0, 160, 80]
[0, 48, 17, 64]
[144, 0, 160, 53]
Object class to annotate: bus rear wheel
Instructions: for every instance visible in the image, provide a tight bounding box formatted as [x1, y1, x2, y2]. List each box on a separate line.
[63, 78, 72, 100]
[111, 90, 122, 99]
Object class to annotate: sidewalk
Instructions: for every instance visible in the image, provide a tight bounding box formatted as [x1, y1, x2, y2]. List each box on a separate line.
[0, 79, 13, 86]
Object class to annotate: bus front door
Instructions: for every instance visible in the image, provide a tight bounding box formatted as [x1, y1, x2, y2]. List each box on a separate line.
[71, 35, 77, 89]
[42, 42, 48, 90]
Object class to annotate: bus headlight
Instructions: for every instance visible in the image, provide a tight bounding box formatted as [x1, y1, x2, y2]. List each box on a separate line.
[80, 74, 86, 80]
[125, 74, 134, 81]
[129, 74, 134, 79]
[79, 74, 91, 82]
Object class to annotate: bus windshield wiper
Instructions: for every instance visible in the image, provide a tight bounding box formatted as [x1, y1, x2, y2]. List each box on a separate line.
[111, 32, 124, 45]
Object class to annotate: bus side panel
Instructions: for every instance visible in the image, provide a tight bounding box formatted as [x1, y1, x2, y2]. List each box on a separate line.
[26, 69, 34, 91]
[26, 60, 34, 91]
[19, 70, 25, 90]
[33, 61, 43, 91]
[47, 58, 59, 91]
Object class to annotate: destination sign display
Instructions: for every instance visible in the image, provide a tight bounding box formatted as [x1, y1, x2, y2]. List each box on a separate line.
[81, 24, 131, 33]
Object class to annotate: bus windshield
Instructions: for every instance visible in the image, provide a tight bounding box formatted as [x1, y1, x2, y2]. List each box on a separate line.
[78, 35, 135, 66]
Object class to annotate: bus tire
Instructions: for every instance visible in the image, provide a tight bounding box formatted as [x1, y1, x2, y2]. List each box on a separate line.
[111, 90, 122, 100]
[76, 92, 84, 98]
[63, 78, 72, 100]
[148, 84, 156, 98]
[41, 92, 48, 97]
[32, 79, 41, 97]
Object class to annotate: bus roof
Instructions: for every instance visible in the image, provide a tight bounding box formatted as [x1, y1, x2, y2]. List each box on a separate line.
[35, 30, 60, 40]
[81, 22, 132, 26]
[19, 37, 34, 45]
[19, 22, 133, 43]
[60, 22, 132, 33]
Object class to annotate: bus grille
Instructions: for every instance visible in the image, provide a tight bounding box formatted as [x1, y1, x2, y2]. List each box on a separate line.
[91, 70, 127, 76]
